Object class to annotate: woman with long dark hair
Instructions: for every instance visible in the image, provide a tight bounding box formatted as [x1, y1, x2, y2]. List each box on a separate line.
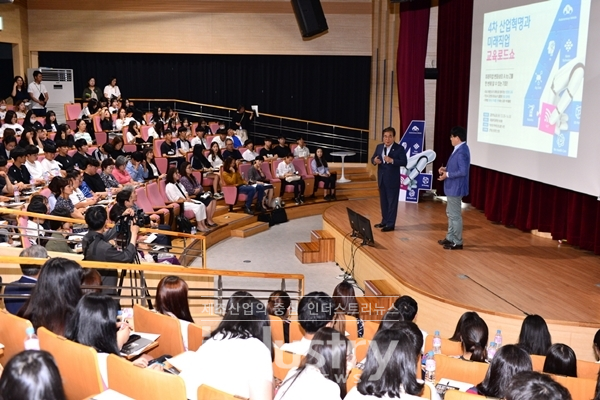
[55, 123, 75, 148]
[267, 290, 291, 343]
[155, 276, 194, 350]
[65, 293, 161, 386]
[469, 345, 532, 397]
[543, 343, 577, 377]
[331, 281, 364, 338]
[458, 313, 489, 363]
[18, 258, 83, 335]
[178, 161, 218, 226]
[276, 327, 354, 399]
[311, 148, 337, 200]
[44, 110, 60, 133]
[518, 314, 552, 356]
[164, 166, 211, 232]
[222, 156, 264, 214]
[449, 311, 480, 341]
[147, 120, 164, 140]
[179, 296, 273, 400]
[110, 136, 126, 159]
[207, 141, 224, 170]
[345, 322, 437, 399]
[0, 350, 66, 400]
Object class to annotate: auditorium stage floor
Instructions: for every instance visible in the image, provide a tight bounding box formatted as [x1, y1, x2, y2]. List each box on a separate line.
[323, 197, 600, 325]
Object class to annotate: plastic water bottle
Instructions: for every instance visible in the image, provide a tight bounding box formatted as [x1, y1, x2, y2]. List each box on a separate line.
[433, 330, 442, 354]
[24, 327, 40, 350]
[29, 177, 35, 191]
[494, 329, 503, 347]
[13, 185, 20, 203]
[107, 187, 112, 202]
[43, 171, 49, 186]
[191, 226, 197, 235]
[425, 351, 436, 382]
[487, 342, 497, 361]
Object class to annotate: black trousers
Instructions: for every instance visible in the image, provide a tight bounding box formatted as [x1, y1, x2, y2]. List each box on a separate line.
[280, 179, 305, 197]
[314, 173, 337, 192]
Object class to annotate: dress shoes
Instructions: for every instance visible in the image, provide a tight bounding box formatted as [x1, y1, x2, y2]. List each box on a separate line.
[438, 238, 453, 246]
[374, 223, 385, 229]
[243, 206, 254, 215]
[443, 243, 463, 250]
[381, 226, 395, 232]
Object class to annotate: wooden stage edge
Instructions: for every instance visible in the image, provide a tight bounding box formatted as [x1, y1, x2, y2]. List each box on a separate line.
[323, 197, 600, 361]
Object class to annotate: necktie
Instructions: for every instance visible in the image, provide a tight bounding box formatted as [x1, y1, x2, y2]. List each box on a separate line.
[385, 146, 389, 156]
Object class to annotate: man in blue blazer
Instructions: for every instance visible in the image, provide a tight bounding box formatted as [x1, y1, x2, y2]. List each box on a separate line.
[4, 245, 47, 314]
[371, 127, 408, 232]
[437, 126, 470, 250]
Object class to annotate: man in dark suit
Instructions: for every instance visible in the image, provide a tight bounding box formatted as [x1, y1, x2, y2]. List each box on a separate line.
[437, 126, 470, 250]
[371, 127, 408, 232]
[5, 245, 48, 314]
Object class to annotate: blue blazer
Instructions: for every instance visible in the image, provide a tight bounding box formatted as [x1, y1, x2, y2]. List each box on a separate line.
[371, 142, 408, 186]
[4, 276, 36, 315]
[444, 142, 470, 197]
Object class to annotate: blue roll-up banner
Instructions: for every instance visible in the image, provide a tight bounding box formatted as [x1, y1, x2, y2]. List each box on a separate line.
[398, 120, 436, 203]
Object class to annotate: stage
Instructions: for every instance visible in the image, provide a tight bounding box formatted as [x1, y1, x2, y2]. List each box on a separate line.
[322, 197, 600, 360]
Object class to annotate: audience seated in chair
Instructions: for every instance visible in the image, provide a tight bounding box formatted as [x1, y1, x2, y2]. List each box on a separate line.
[518, 314, 552, 356]
[467, 345, 532, 398]
[281, 291, 334, 356]
[275, 327, 354, 400]
[18, 257, 83, 335]
[393, 295, 427, 351]
[4, 246, 47, 315]
[276, 153, 306, 205]
[332, 281, 364, 339]
[155, 276, 194, 350]
[99, 158, 123, 192]
[164, 166, 212, 232]
[178, 161, 218, 227]
[65, 294, 161, 387]
[179, 296, 273, 400]
[543, 343, 577, 378]
[457, 312, 489, 363]
[247, 156, 274, 209]
[311, 148, 337, 200]
[505, 371, 572, 400]
[293, 136, 310, 159]
[267, 290, 292, 344]
[0, 350, 67, 400]
[222, 156, 265, 215]
[345, 321, 441, 400]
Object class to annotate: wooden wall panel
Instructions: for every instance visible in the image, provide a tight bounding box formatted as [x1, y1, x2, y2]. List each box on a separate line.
[0, 0, 30, 76]
[27, 5, 371, 56]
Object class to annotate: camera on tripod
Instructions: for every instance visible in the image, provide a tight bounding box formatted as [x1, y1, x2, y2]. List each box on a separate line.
[116, 209, 151, 232]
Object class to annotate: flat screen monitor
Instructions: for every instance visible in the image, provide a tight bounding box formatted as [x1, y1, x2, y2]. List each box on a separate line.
[357, 213, 375, 247]
[346, 207, 361, 238]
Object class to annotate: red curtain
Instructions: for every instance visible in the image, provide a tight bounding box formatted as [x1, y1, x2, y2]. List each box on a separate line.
[470, 166, 600, 254]
[432, 0, 473, 195]
[397, 0, 431, 135]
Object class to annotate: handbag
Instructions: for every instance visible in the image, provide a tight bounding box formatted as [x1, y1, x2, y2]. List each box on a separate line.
[174, 184, 193, 233]
[285, 175, 301, 182]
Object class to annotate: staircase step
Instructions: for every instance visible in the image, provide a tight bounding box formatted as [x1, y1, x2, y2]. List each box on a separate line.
[294, 241, 321, 263]
[230, 222, 270, 238]
[311, 229, 334, 241]
[213, 205, 230, 217]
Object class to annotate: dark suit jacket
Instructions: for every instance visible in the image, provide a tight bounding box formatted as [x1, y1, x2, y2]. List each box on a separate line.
[371, 142, 408, 187]
[444, 142, 470, 197]
[4, 276, 37, 315]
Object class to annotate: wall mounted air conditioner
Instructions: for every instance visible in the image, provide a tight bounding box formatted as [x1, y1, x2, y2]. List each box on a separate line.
[27, 67, 74, 123]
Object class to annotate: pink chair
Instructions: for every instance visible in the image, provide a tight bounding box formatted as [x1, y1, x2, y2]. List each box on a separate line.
[255, 145, 264, 153]
[146, 181, 179, 221]
[39, 188, 52, 198]
[93, 116, 102, 133]
[123, 144, 136, 153]
[154, 139, 165, 158]
[206, 135, 215, 147]
[48, 132, 56, 141]
[239, 163, 252, 179]
[144, 112, 153, 125]
[135, 186, 170, 225]
[68, 149, 77, 157]
[36, 117, 45, 125]
[17, 118, 24, 126]
[261, 161, 281, 196]
[290, 144, 298, 154]
[292, 158, 314, 197]
[237, 147, 246, 155]
[64, 103, 82, 122]
[209, 123, 219, 134]
[86, 147, 95, 155]
[18, 216, 31, 248]
[155, 157, 168, 174]
[37, 155, 45, 163]
[191, 122, 198, 132]
[157, 178, 195, 220]
[95, 132, 107, 146]
[141, 126, 151, 141]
